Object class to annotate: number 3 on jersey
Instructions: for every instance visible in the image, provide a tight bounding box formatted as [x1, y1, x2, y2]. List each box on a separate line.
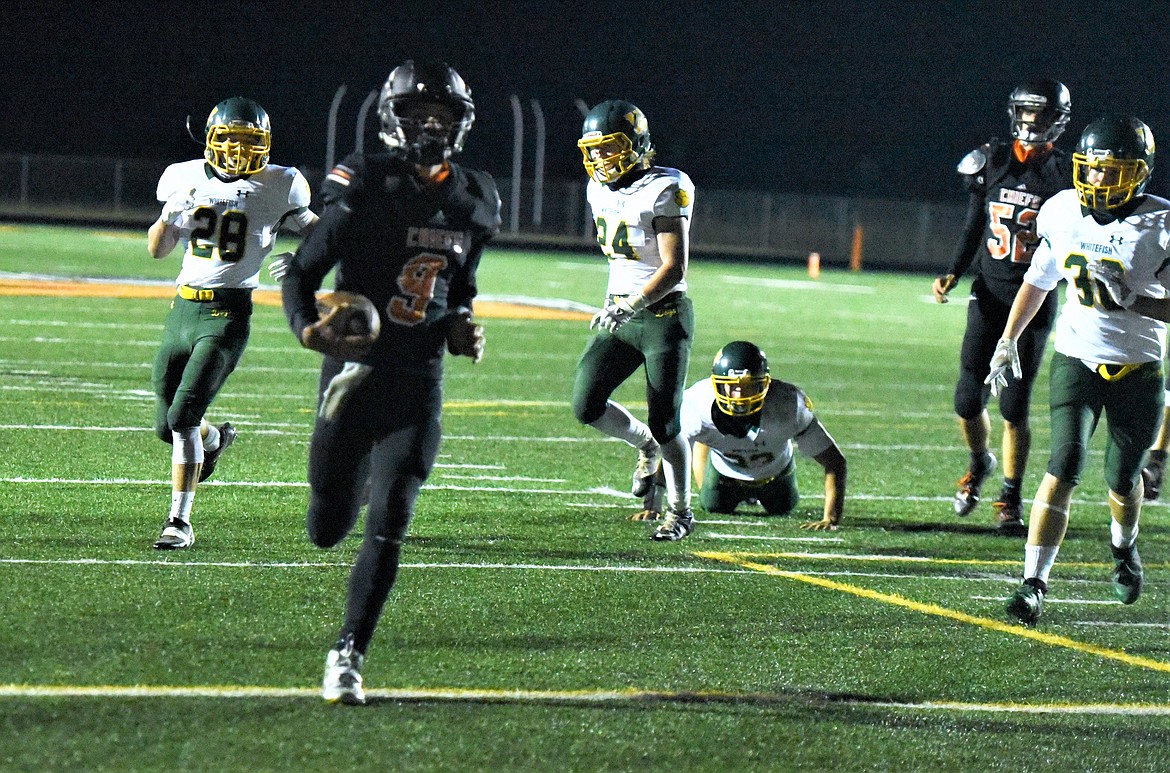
[986, 202, 1039, 263]
[595, 216, 637, 260]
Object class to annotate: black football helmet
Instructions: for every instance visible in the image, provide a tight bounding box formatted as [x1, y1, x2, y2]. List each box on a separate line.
[1073, 116, 1155, 212]
[577, 99, 654, 184]
[204, 97, 271, 176]
[378, 60, 475, 165]
[711, 341, 772, 416]
[1007, 79, 1071, 145]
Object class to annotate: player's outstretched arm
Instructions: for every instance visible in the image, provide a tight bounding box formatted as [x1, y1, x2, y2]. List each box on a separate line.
[801, 444, 846, 531]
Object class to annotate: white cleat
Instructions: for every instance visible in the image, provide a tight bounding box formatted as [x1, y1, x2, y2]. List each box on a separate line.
[152, 517, 194, 550]
[323, 636, 366, 705]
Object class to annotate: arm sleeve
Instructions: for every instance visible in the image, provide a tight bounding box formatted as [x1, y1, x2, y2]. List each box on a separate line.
[945, 190, 987, 279]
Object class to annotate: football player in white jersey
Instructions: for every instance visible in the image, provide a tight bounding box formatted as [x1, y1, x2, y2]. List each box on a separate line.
[570, 100, 697, 541]
[986, 116, 1169, 623]
[680, 342, 846, 530]
[146, 97, 318, 549]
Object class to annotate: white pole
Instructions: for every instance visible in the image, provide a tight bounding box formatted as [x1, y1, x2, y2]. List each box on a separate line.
[354, 90, 378, 155]
[531, 99, 545, 228]
[509, 95, 523, 233]
[325, 85, 347, 172]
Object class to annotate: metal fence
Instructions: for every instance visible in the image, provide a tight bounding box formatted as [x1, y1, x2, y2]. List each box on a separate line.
[0, 153, 966, 271]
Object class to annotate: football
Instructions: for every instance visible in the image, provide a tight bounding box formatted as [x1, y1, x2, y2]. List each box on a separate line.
[314, 290, 382, 340]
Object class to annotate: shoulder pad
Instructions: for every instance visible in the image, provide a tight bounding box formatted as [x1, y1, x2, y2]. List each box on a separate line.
[957, 148, 987, 175]
[321, 153, 368, 206]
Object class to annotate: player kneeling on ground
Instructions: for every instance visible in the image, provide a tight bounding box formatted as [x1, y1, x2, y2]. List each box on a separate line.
[675, 341, 846, 530]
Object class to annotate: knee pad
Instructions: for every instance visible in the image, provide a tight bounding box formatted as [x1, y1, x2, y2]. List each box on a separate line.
[171, 427, 204, 465]
[571, 393, 605, 426]
[1047, 441, 1087, 485]
[953, 377, 987, 420]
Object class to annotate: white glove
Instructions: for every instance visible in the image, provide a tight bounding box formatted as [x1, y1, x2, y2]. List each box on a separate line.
[589, 294, 644, 334]
[268, 252, 293, 283]
[319, 361, 374, 420]
[160, 189, 197, 226]
[1085, 260, 1135, 309]
[985, 338, 1022, 397]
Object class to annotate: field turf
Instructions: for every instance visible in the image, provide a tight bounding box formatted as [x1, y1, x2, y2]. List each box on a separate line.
[2, 223, 1170, 771]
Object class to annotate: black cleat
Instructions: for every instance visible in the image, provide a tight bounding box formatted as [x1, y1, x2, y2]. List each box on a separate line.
[953, 452, 996, 517]
[199, 422, 236, 483]
[1005, 578, 1047, 624]
[651, 508, 695, 542]
[1111, 542, 1144, 605]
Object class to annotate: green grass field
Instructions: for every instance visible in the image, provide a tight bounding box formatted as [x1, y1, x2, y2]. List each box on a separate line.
[3, 223, 1170, 771]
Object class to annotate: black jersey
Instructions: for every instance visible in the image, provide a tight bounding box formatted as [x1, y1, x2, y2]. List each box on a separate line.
[283, 152, 501, 376]
[945, 139, 1071, 305]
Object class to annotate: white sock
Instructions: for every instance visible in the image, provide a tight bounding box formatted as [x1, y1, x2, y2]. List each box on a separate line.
[588, 401, 655, 450]
[1023, 544, 1060, 586]
[203, 423, 221, 453]
[169, 490, 195, 523]
[1110, 518, 1138, 549]
[660, 434, 691, 512]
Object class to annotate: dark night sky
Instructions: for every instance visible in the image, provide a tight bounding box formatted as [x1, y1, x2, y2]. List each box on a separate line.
[4, 1, 1170, 202]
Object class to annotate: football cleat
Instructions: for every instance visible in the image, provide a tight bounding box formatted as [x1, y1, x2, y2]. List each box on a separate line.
[992, 497, 1026, 536]
[1005, 578, 1047, 624]
[631, 442, 662, 498]
[152, 517, 194, 550]
[651, 508, 695, 542]
[1111, 542, 1144, 605]
[199, 422, 236, 483]
[1142, 459, 1164, 500]
[323, 635, 366, 705]
[953, 452, 996, 517]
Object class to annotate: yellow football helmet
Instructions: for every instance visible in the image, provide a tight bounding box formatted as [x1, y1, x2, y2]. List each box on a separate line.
[711, 341, 771, 416]
[204, 97, 271, 177]
[1073, 116, 1155, 212]
[577, 100, 653, 185]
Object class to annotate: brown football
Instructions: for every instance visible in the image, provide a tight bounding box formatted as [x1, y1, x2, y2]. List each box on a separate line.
[314, 291, 382, 339]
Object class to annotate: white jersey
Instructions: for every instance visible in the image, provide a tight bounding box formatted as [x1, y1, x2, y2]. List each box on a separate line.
[156, 160, 312, 289]
[1025, 189, 1170, 365]
[585, 166, 694, 298]
[679, 379, 836, 482]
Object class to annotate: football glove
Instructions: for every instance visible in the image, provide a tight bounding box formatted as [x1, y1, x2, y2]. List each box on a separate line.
[1085, 260, 1135, 309]
[446, 309, 485, 363]
[301, 291, 381, 361]
[319, 361, 374, 421]
[589, 294, 646, 334]
[160, 189, 197, 226]
[932, 273, 957, 303]
[985, 338, 1022, 397]
[267, 252, 293, 283]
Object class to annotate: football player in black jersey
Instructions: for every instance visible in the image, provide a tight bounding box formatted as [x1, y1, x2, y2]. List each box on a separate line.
[281, 60, 501, 705]
[931, 78, 1072, 534]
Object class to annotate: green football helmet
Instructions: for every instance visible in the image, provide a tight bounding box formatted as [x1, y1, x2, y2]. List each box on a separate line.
[711, 341, 771, 416]
[1073, 115, 1155, 212]
[204, 97, 271, 176]
[577, 99, 654, 184]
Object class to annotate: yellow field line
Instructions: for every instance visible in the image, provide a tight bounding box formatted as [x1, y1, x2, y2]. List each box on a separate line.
[711, 550, 1132, 570]
[3, 683, 1170, 714]
[696, 551, 1170, 674]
